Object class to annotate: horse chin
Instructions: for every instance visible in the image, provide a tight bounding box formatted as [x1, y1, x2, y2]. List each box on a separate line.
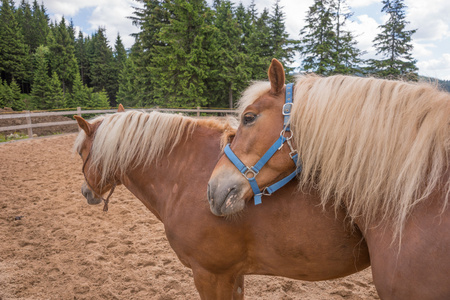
[211, 194, 246, 217]
[87, 197, 103, 205]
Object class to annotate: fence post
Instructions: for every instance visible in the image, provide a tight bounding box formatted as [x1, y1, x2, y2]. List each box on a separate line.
[25, 111, 33, 138]
[197, 106, 200, 117]
[77, 107, 82, 117]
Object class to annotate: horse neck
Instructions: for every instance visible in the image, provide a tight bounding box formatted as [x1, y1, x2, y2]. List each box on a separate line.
[121, 124, 223, 222]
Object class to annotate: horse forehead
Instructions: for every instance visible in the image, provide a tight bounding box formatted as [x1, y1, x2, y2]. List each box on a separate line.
[244, 92, 283, 113]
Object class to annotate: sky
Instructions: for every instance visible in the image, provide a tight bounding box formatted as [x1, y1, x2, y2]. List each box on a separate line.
[35, 0, 450, 80]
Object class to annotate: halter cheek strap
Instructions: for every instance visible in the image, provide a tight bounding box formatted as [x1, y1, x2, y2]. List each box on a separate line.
[224, 83, 302, 205]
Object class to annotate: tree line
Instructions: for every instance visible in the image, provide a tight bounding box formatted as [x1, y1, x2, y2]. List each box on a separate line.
[0, 0, 419, 111]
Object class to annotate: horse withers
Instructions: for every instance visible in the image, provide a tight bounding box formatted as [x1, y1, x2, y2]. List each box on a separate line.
[74, 108, 369, 299]
[207, 58, 450, 299]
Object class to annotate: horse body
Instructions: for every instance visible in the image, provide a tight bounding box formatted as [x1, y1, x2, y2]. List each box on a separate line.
[207, 59, 450, 299]
[74, 111, 369, 299]
[364, 185, 450, 299]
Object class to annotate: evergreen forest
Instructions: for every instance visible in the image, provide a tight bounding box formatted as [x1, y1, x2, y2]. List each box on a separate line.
[0, 0, 440, 111]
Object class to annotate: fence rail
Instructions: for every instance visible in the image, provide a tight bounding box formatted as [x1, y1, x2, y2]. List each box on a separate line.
[0, 107, 237, 137]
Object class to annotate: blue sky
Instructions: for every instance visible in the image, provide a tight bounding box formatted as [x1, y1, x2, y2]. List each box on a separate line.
[37, 0, 450, 80]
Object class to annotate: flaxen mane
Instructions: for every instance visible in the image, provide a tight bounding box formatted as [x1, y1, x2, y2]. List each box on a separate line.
[290, 75, 450, 239]
[238, 75, 449, 239]
[74, 110, 236, 185]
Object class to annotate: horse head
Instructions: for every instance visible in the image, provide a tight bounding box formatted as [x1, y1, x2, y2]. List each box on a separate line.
[207, 59, 298, 216]
[74, 106, 125, 209]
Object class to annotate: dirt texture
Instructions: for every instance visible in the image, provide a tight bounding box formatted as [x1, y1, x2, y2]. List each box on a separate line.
[0, 134, 379, 299]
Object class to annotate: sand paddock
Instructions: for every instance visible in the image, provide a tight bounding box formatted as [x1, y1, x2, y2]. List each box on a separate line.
[0, 134, 379, 299]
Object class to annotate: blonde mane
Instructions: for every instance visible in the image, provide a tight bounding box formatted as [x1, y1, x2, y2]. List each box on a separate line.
[74, 110, 236, 185]
[288, 75, 450, 238]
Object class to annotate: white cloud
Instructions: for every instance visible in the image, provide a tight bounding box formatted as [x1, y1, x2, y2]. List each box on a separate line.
[347, 0, 379, 8]
[41, 0, 140, 48]
[88, 0, 139, 49]
[406, 0, 450, 41]
[417, 53, 450, 80]
[41, 0, 100, 16]
[412, 42, 435, 58]
[347, 14, 380, 58]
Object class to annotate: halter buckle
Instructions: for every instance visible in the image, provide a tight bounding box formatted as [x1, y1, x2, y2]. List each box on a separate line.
[282, 103, 293, 115]
[289, 149, 298, 159]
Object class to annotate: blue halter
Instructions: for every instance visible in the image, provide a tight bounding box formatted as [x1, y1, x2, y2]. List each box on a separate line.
[224, 83, 302, 205]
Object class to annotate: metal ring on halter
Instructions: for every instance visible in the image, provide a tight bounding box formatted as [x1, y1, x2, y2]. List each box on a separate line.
[280, 128, 293, 140]
[261, 187, 272, 196]
[243, 167, 258, 179]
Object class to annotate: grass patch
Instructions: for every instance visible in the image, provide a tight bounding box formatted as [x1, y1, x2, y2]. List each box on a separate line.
[0, 132, 29, 143]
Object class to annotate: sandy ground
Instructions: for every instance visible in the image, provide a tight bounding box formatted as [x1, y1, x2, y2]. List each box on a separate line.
[0, 134, 379, 299]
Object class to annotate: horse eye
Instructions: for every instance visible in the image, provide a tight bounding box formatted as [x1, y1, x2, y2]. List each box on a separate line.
[242, 113, 257, 125]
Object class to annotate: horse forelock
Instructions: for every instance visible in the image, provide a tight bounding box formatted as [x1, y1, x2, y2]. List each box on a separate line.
[290, 74, 450, 239]
[73, 110, 235, 186]
[237, 81, 271, 116]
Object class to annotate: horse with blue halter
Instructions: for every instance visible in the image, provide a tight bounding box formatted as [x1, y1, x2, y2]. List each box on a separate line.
[74, 107, 370, 299]
[207, 58, 450, 299]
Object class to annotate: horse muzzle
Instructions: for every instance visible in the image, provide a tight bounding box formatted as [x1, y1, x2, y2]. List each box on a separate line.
[81, 181, 103, 205]
[207, 169, 248, 216]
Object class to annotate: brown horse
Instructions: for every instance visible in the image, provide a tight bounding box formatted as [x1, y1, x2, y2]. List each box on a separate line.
[208, 59, 450, 300]
[74, 109, 370, 299]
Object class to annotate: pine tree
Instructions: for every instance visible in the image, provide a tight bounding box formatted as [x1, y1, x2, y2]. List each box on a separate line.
[299, 0, 362, 75]
[130, 0, 170, 104]
[370, 0, 417, 79]
[116, 56, 144, 107]
[9, 79, 25, 111]
[270, 0, 297, 73]
[299, 0, 336, 74]
[247, 8, 276, 79]
[150, 0, 215, 107]
[67, 72, 90, 108]
[109, 33, 127, 105]
[0, 79, 5, 108]
[247, 0, 257, 22]
[16, 0, 33, 52]
[31, 45, 50, 109]
[0, 0, 29, 83]
[235, 2, 252, 49]
[329, 0, 363, 74]
[47, 17, 78, 95]
[88, 89, 109, 108]
[114, 34, 127, 68]
[45, 71, 65, 109]
[31, 0, 50, 50]
[88, 27, 114, 104]
[0, 80, 13, 108]
[75, 31, 89, 85]
[208, 0, 250, 108]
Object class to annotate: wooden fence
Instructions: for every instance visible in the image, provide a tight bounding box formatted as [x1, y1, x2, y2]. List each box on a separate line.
[0, 107, 237, 138]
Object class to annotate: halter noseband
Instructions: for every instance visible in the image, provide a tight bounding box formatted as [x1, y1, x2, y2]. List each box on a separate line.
[82, 147, 117, 212]
[224, 83, 302, 205]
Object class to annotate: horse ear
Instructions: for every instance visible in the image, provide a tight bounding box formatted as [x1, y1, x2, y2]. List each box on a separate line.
[117, 104, 125, 112]
[268, 58, 285, 94]
[74, 115, 93, 136]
